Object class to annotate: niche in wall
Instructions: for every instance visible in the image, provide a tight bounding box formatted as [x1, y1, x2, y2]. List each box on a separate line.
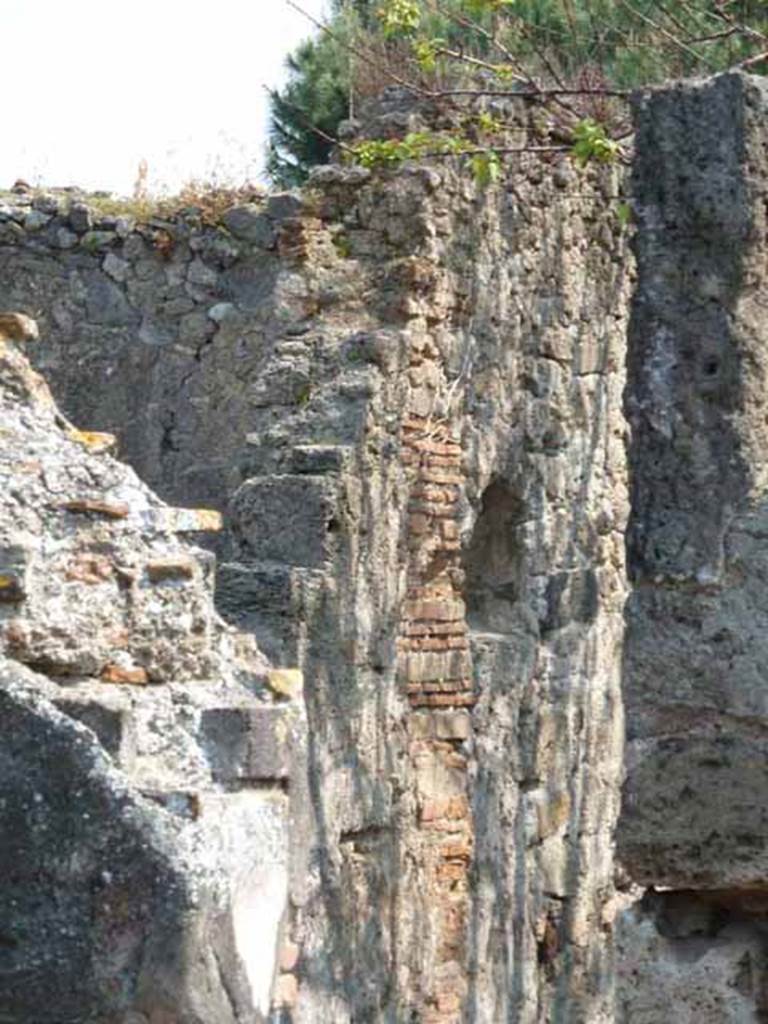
[463, 479, 525, 634]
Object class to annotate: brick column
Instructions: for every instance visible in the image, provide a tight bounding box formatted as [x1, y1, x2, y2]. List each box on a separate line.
[398, 412, 474, 1023]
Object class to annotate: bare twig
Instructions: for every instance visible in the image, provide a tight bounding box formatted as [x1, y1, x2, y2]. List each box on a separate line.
[710, 3, 768, 45]
[426, 144, 571, 156]
[426, 0, 532, 81]
[737, 48, 768, 69]
[284, 0, 433, 98]
[428, 0, 584, 123]
[435, 45, 525, 79]
[431, 87, 630, 98]
[653, 0, 701, 41]
[616, 0, 719, 71]
[264, 84, 355, 156]
[685, 28, 739, 44]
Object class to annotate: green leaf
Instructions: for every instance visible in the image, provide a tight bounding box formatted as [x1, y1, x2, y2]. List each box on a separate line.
[492, 64, 516, 83]
[471, 150, 502, 188]
[413, 37, 444, 73]
[376, 0, 421, 38]
[616, 201, 632, 227]
[571, 119, 620, 167]
[350, 137, 406, 168]
[477, 111, 504, 134]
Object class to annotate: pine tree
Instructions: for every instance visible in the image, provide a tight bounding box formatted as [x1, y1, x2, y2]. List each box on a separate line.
[267, 28, 351, 188]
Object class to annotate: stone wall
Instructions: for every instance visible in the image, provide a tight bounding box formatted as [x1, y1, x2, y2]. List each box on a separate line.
[2, 71, 767, 1023]
[616, 72, 768, 1021]
[0, 322, 308, 1022]
[0, 185, 327, 512]
[214, 124, 629, 1020]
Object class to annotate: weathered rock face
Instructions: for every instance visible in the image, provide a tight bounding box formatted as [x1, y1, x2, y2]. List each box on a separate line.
[4, 70, 768, 1024]
[616, 71, 768, 1020]
[0, 333, 306, 1022]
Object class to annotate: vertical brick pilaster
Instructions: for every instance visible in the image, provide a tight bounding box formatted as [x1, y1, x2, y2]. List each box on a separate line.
[398, 395, 474, 1022]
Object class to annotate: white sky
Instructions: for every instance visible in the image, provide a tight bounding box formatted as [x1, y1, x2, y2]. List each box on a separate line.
[1, 0, 329, 195]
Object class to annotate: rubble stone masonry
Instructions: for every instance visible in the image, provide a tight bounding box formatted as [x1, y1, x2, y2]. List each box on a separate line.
[2, 70, 767, 1024]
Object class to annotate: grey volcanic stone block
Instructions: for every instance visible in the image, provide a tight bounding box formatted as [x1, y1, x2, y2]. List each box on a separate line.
[83, 269, 138, 326]
[68, 202, 92, 233]
[620, 733, 768, 888]
[0, 667, 259, 1024]
[619, 73, 768, 910]
[220, 259, 278, 309]
[53, 695, 137, 767]
[616, 891, 768, 1024]
[290, 444, 350, 475]
[230, 475, 338, 568]
[216, 561, 296, 665]
[199, 704, 294, 782]
[0, 542, 29, 602]
[265, 192, 304, 221]
[223, 205, 274, 248]
[540, 569, 598, 633]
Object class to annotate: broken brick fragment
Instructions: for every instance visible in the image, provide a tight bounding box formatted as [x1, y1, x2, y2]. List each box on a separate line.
[60, 498, 130, 519]
[101, 663, 149, 685]
[146, 557, 197, 583]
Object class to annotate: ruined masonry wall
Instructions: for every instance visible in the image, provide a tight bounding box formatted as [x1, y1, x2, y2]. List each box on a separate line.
[0, 186, 325, 512]
[0, 328, 308, 1023]
[0, 103, 632, 1021]
[2, 72, 766, 1024]
[617, 72, 768, 1021]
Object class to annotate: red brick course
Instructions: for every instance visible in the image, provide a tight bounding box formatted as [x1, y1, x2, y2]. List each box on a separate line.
[398, 383, 474, 1023]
